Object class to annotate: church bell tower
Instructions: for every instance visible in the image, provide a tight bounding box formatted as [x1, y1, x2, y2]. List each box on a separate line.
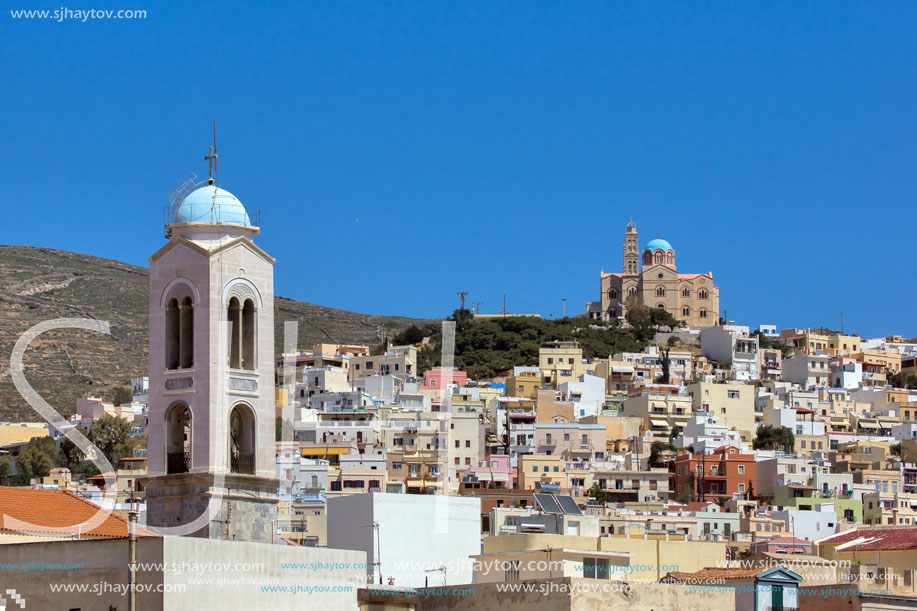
[623, 219, 639, 275]
[142, 137, 278, 543]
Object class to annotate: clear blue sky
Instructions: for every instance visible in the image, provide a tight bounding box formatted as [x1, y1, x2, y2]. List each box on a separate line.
[2, 2, 916, 337]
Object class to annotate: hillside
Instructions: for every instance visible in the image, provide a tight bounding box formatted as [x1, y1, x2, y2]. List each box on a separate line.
[0, 245, 437, 421]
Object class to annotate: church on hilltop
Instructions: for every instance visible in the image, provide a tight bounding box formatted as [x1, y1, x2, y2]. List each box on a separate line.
[586, 220, 720, 328]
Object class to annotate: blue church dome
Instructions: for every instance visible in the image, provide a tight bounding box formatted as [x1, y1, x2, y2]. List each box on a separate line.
[645, 238, 673, 252]
[174, 185, 251, 226]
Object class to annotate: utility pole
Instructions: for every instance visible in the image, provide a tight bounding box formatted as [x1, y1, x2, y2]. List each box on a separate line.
[457, 291, 469, 311]
[562, 298, 566, 319]
[500, 294, 508, 318]
[840, 312, 844, 335]
[128, 490, 138, 611]
[472, 301, 483, 315]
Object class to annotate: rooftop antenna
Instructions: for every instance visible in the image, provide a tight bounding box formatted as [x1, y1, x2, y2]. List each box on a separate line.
[204, 119, 218, 185]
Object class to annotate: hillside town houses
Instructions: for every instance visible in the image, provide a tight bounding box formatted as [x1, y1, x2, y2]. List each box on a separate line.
[3, 180, 917, 610]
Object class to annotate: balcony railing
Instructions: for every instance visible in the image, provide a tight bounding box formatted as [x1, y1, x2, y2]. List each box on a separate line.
[167, 451, 190, 474]
[230, 453, 255, 474]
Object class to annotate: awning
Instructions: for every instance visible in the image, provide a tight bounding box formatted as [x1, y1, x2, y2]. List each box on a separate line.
[301, 447, 349, 456]
[650, 418, 669, 427]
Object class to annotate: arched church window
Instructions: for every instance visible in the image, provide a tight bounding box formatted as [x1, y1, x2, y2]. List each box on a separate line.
[165, 298, 180, 370]
[643, 252, 652, 266]
[608, 289, 618, 299]
[180, 296, 193, 369]
[242, 299, 255, 370]
[609, 309, 618, 318]
[654, 252, 663, 264]
[229, 403, 256, 474]
[165, 403, 192, 474]
[698, 289, 708, 300]
[228, 297, 241, 369]
[656, 304, 666, 309]
[228, 296, 257, 371]
[682, 288, 690, 298]
[682, 307, 690, 316]
[628, 287, 637, 296]
[699, 309, 708, 318]
[656, 286, 665, 297]
[666, 252, 674, 265]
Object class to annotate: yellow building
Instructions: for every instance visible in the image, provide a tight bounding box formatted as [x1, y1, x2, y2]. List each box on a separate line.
[827, 334, 862, 356]
[506, 369, 541, 398]
[476, 533, 726, 585]
[0, 422, 49, 447]
[686, 382, 756, 437]
[854, 349, 902, 374]
[863, 491, 917, 526]
[621, 384, 693, 440]
[538, 341, 588, 386]
[586, 221, 720, 328]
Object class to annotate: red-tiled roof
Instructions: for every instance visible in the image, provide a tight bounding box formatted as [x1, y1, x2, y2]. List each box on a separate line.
[666, 567, 761, 581]
[0, 486, 154, 539]
[821, 527, 917, 552]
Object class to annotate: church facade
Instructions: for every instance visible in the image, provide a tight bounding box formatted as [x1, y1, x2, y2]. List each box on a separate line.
[586, 220, 720, 328]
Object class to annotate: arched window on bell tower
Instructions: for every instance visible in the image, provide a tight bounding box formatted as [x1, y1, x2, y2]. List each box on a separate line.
[165, 298, 180, 370]
[165, 289, 194, 370]
[242, 298, 255, 370]
[179, 296, 194, 369]
[228, 296, 256, 371]
[165, 403, 192, 474]
[229, 403, 256, 474]
[228, 297, 241, 369]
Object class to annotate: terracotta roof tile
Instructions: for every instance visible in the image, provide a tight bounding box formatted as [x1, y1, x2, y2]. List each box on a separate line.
[0, 486, 155, 539]
[666, 567, 761, 581]
[821, 526, 917, 552]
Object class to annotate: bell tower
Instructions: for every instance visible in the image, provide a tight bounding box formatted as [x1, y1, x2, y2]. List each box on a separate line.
[623, 219, 639, 275]
[142, 141, 278, 543]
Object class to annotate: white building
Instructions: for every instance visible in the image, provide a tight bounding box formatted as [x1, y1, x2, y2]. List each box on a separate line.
[558, 374, 606, 418]
[763, 406, 826, 437]
[327, 493, 481, 587]
[782, 354, 831, 388]
[674, 413, 746, 454]
[700, 325, 760, 381]
[770, 505, 837, 542]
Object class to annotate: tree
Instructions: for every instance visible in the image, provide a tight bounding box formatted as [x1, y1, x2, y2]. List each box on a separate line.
[17, 436, 60, 480]
[677, 473, 697, 503]
[60, 437, 85, 469]
[450, 308, 474, 333]
[110, 386, 132, 406]
[114, 435, 146, 459]
[752, 425, 795, 453]
[668, 424, 682, 444]
[648, 440, 675, 468]
[657, 348, 671, 384]
[667, 335, 679, 347]
[625, 297, 653, 341]
[276, 417, 293, 441]
[395, 325, 426, 345]
[587, 483, 609, 505]
[0, 456, 12, 484]
[88, 415, 133, 463]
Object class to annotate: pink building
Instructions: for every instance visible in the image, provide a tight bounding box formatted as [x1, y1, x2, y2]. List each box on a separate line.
[462, 455, 513, 490]
[420, 367, 468, 390]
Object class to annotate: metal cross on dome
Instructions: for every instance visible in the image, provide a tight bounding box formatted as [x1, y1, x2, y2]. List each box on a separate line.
[204, 119, 218, 184]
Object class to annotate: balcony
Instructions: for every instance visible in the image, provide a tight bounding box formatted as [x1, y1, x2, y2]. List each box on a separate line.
[167, 451, 190, 474]
[230, 453, 255, 474]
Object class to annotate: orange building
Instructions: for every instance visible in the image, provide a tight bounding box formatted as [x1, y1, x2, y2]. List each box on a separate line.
[670, 446, 757, 502]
